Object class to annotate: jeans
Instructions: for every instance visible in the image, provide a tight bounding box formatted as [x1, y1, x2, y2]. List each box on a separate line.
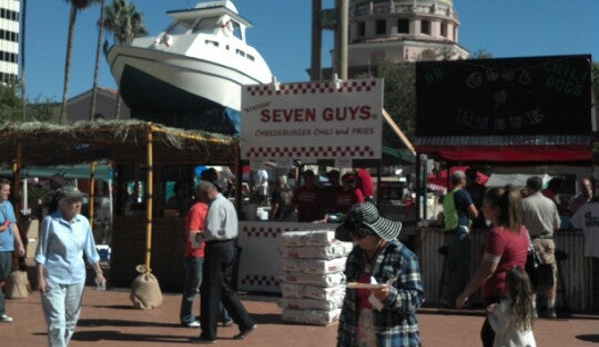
[41, 282, 85, 347]
[180, 256, 231, 325]
[445, 229, 471, 303]
[0, 251, 12, 315]
[180, 257, 204, 324]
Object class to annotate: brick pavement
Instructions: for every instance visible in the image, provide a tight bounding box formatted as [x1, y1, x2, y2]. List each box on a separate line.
[1, 286, 598, 346]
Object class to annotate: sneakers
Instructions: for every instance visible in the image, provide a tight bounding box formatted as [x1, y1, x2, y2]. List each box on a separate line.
[543, 308, 557, 319]
[233, 325, 257, 340]
[221, 318, 234, 327]
[0, 314, 13, 323]
[183, 321, 201, 328]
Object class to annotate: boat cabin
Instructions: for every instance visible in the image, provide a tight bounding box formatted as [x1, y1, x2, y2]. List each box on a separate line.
[165, 1, 250, 41]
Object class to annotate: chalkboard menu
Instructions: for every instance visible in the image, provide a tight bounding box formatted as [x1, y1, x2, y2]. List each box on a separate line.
[416, 55, 592, 137]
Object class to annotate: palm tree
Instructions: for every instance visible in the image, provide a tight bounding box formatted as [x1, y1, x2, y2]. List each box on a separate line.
[101, 0, 147, 119]
[89, 0, 105, 121]
[59, 0, 99, 125]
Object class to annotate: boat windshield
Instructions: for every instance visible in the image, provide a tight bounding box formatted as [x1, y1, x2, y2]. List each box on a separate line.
[167, 19, 196, 35]
[193, 16, 220, 34]
[231, 21, 242, 40]
[192, 16, 243, 40]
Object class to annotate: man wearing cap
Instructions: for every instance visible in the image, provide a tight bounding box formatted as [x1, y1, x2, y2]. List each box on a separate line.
[0, 180, 25, 323]
[442, 170, 479, 306]
[195, 181, 256, 343]
[336, 202, 424, 347]
[35, 186, 105, 346]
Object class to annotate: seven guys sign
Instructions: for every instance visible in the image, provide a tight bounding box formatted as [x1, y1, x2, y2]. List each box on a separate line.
[240, 79, 384, 162]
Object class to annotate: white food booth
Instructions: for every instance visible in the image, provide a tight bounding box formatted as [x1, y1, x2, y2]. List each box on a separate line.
[236, 78, 384, 293]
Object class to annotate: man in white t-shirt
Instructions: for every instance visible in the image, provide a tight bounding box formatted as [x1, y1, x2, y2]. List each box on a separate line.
[570, 200, 599, 258]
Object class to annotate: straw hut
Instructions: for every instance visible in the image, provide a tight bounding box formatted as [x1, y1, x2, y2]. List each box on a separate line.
[0, 120, 238, 289]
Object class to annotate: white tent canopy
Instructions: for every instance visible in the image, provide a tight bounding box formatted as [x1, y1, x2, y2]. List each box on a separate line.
[485, 173, 552, 188]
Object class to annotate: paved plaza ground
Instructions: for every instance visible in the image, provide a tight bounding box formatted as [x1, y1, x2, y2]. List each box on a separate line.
[1, 285, 598, 347]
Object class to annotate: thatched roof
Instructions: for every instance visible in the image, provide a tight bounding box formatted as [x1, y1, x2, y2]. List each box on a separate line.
[0, 120, 239, 167]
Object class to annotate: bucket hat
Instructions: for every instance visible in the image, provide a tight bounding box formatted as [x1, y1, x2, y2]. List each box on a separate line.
[55, 186, 88, 201]
[335, 202, 402, 242]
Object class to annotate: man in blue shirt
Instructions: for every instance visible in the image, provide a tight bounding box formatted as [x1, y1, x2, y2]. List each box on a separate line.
[442, 171, 478, 306]
[0, 180, 25, 323]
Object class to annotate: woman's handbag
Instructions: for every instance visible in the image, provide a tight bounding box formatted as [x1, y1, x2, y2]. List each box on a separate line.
[525, 239, 554, 293]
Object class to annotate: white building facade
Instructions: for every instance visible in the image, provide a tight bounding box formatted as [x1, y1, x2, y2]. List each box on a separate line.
[0, 0, 19, 83]
[347, 0, 469, 67]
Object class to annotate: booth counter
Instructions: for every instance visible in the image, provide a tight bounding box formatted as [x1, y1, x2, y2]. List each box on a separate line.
[109, 217, 341, 293]
[237, 221, 339, 293]
[414, 227, 593, 311]
[109, 216, 596, 311]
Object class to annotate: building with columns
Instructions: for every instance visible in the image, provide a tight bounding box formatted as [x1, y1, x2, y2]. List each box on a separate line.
[346, 0, 468, 69]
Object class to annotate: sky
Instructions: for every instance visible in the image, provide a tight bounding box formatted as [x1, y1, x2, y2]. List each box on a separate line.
[24, 0, 599, 102]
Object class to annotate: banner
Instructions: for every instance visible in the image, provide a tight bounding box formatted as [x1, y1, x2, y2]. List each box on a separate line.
[241, 79, 384, 160]
[416, 55, 592, 137]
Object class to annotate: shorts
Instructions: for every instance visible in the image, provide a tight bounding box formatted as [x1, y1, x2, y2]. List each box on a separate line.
[531, 238, 558, 277]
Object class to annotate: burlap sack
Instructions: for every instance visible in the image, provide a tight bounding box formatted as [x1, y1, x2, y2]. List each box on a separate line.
[6, 270, 31, 299]
[130, 265, 163, 310]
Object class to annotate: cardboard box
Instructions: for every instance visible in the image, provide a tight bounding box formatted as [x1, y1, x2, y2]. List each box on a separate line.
[25, 219, 39, 239]
[26, 238, 37, 257]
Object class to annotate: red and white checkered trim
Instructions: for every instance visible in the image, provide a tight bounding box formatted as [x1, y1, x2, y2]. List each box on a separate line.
[240, 274, 279, 287]
[241, 225, 280, 238]
[245, 145, 375, 159]
[245, 80, 378, 96]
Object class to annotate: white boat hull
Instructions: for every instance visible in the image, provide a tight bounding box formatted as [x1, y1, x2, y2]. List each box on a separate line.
[107, 45, 266, 112]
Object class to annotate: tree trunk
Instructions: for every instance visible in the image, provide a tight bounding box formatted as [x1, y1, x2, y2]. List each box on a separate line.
[115, 88, 122, 119]
[90, 0, 105, 121]
[60, 5, 77, 125]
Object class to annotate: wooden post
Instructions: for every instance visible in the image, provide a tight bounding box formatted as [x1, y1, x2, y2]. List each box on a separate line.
[145, 127, 154, 271]
[12, 138, 22, 266]
[13, 138, 22, 225]
[382, 109, 416, 156]
[89, 161, 96, 231]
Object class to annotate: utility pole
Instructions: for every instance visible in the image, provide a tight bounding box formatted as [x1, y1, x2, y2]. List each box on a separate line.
[310, 0, 322, 81]
[334, 0, 348, 79]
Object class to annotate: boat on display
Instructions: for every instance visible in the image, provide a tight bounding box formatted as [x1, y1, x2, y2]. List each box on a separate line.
[106, 0, 272, 135]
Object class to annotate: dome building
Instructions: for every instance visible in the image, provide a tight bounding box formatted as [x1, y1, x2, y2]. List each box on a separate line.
[346, 0, 469, 68]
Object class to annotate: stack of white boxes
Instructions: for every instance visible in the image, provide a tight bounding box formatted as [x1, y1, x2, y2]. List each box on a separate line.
[278, 230, 354, 325]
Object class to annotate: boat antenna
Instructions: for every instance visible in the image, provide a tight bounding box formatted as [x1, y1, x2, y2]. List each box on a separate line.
[271, 76, 280, 92]
[332, 73, 342, 90]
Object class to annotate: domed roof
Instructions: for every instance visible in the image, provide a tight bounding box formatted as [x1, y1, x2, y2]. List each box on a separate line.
[350, 0, 453, 6]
